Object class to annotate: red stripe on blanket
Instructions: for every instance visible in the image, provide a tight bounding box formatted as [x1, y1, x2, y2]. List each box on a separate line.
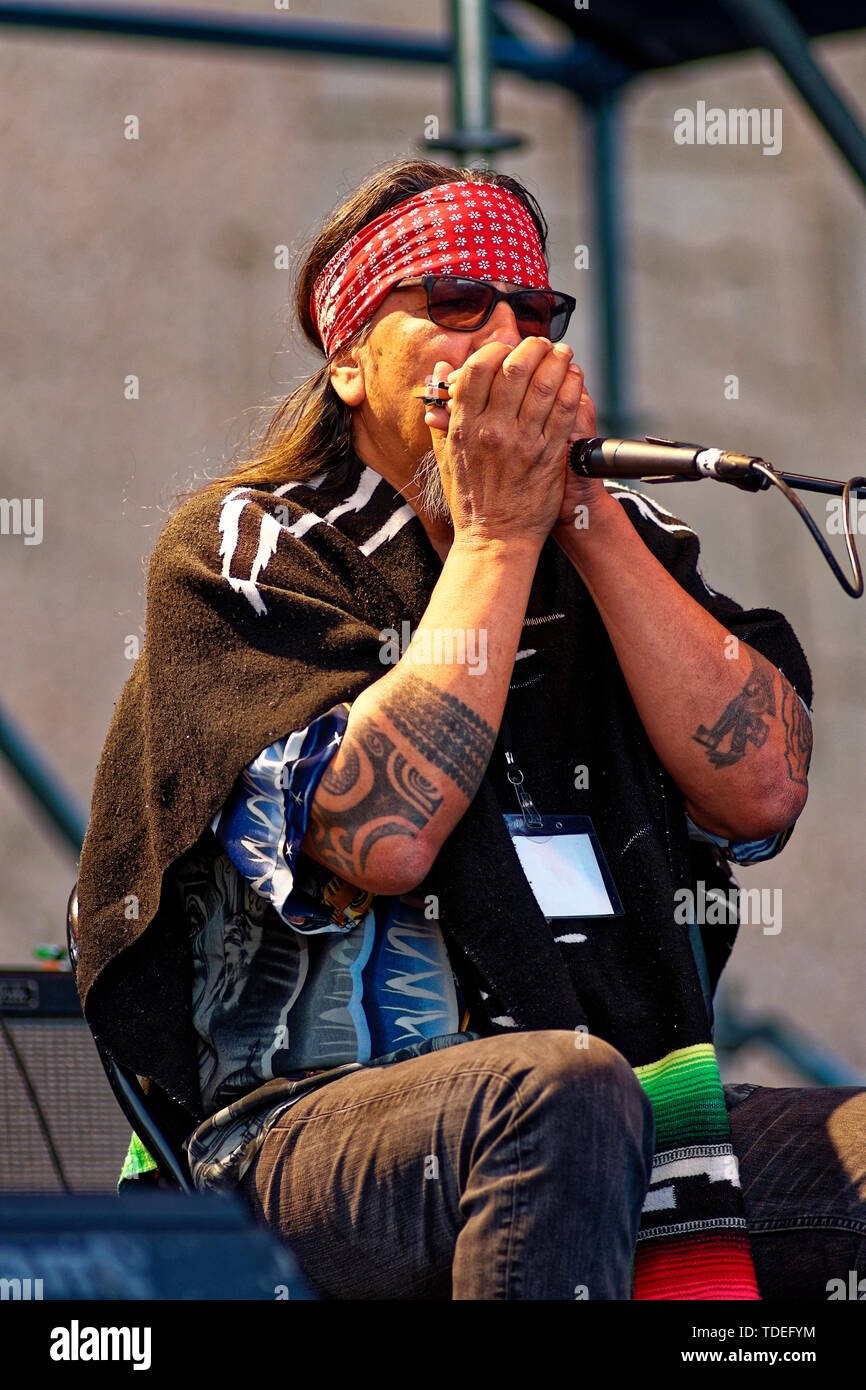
[634, 1232, 761, 1301]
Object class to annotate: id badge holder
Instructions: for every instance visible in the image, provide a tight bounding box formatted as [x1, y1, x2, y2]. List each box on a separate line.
[504, 813, 624, 919]
[500, 714, 624, 921]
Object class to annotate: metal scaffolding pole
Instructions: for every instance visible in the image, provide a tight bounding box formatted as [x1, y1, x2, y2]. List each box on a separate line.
[425, 0, 523, 164]
[719, 0, 866, 195]
[0, 702, 86, 855]
[589, 90, 630, 437]
[452, 0, 493, 167]
[0, 2, 628, 90]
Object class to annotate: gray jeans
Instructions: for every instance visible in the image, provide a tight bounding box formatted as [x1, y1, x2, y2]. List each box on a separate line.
[239, 1030, 866, 1301]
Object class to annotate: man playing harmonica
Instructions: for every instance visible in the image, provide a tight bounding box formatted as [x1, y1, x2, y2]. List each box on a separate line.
[78, 159, 865, 1303]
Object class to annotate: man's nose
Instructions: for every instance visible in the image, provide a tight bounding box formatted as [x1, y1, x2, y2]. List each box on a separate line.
[474, 299, 523, 351]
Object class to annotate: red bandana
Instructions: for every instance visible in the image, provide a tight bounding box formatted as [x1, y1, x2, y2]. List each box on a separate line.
[310, 181, 550, 357]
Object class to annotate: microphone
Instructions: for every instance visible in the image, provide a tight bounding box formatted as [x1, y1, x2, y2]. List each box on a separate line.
[569, 436, 770, 490]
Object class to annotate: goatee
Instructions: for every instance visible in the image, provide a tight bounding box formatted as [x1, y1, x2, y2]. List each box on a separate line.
[411, 448, 453, 525]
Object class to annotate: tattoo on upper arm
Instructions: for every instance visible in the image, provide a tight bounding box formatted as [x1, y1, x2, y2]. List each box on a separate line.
[309, 674, 495, 879]
[692, 651, 775, 768]
[318, 741, 360, 796]
[311, 718, 443, 877]
[780, 683, 812, 785]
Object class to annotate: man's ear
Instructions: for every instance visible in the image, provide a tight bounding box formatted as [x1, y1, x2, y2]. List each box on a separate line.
[328, 348, 366, 409]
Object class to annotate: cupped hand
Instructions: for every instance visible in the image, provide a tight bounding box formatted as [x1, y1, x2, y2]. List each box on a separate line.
[421, 337, 595, 546]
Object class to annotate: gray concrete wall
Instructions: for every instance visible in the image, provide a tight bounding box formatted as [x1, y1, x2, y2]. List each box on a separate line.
[1, 1, 863, 1085]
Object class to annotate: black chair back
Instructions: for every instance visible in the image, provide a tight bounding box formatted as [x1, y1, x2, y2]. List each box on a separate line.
[66, 883, 194, 1193]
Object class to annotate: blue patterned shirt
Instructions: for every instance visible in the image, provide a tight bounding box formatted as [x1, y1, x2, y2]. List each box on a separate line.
[177, 702, 466, 1121]
[167, 694, 809, 1189]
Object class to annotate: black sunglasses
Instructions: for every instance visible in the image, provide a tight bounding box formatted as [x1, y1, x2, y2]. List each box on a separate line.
[395, 275, 576, 344]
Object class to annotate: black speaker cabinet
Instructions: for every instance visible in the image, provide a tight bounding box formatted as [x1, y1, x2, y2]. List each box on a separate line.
[0, 1192, 315, 1299]
[0, 968, 133, 1193]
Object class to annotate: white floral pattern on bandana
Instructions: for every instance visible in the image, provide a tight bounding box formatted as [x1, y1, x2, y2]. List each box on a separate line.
[310, 181, 550, 356]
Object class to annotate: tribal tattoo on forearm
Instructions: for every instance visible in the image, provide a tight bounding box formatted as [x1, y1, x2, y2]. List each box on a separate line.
[380, 674, 496, 798]
[692, 648, 811, 784]
[308, 674, 496, 880]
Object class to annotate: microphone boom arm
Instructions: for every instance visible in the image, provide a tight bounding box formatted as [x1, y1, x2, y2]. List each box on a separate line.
[568, 436, 866, 598]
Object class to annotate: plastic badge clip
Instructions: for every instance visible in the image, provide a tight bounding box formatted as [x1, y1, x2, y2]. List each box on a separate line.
[504, 748, 544, 831]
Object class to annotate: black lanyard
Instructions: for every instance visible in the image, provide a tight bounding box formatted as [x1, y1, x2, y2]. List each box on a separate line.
[500, 713, 543, 829]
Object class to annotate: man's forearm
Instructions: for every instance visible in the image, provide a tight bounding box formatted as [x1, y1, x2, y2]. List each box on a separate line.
[552, 500, 811, 841]
[300, 534, 542, 894]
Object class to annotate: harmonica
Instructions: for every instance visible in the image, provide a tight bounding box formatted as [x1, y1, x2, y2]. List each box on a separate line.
[412, 378, 451, 407]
